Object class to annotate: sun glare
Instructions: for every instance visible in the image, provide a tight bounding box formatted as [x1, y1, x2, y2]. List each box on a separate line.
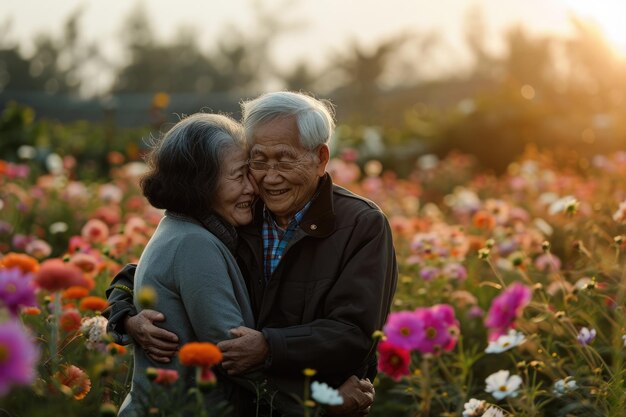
[561, 0, 626, 55]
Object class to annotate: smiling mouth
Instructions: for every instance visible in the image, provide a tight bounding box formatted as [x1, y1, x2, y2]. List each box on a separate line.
[235, 201, 252, 209]
[265, 189, 288, 196]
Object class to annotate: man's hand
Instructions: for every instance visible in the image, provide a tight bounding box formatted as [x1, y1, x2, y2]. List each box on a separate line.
[217, 326, 269, 375]
[327, 376, 375, 417]
[125, 310, 179, 363]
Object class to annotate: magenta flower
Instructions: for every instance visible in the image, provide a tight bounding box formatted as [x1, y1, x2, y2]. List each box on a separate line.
[0, 268, 38, 316]
[0, 320, 40, 395]
[384, 311, 422, 350]
[412, 304, 460, 355]
[484, 282, 532, 340]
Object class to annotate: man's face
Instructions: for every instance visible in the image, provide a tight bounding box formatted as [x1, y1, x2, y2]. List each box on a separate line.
[248, 116, 328, 228]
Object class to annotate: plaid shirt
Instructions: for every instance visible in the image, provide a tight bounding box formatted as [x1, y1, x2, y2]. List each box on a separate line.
[262, 200, 313, 282]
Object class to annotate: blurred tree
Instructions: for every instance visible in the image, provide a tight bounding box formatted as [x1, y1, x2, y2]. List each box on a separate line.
[0, 10, 97, 95]
[502, 26, 553, 90]
[280, 61, 320, 92]
[28, 7, 98, 95]
[112, 0, 296, 94]
[331, 34, 409, 123]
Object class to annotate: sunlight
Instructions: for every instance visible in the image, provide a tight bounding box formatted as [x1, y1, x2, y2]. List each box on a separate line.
[561, 0, 626, 55]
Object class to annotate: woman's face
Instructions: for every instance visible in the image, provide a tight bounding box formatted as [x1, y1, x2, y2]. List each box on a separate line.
[213, 147, 255, 226]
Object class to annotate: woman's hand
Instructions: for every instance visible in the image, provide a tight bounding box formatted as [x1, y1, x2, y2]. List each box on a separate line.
[124, 310, 179, 363]
[326, 375, 375, 416]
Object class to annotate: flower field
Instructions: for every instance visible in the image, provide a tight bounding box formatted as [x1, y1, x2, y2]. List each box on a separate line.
[1, 146, 625, 416]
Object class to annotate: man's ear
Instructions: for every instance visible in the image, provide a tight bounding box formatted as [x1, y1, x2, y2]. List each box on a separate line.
[316, 144, 330, 177]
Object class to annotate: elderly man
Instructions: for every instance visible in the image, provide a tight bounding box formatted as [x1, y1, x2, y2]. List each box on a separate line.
[105, 91, 397, 415]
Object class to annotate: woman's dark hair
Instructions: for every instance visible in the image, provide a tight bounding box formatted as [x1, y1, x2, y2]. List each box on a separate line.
[140, 113, 244, 218]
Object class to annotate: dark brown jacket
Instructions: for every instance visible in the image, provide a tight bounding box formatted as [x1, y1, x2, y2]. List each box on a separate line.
[239, 173, 398, 386]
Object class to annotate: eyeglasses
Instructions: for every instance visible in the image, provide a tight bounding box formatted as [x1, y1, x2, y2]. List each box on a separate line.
[247, 160, 300, 173]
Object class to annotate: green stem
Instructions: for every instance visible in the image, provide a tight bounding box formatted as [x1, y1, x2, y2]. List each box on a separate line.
[50, 291, 61, 373]
[195, 367, 208, 417]
[418, 356, 432, 416]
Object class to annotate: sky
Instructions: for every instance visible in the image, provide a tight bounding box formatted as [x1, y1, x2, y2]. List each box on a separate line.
[2, 0, 626, 94]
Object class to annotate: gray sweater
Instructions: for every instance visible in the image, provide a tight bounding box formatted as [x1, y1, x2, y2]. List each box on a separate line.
[118, 212, 255, 417]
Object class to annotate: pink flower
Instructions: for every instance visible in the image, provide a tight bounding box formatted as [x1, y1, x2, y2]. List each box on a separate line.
[419, 266, 440, 281]
[534, 253, 561, 272]
[152, 368, 179, 385]
[81, 219, 109, 244]
[377, 341, 411, 381]
[383, 311, 423, 350]
[0, 268, 38, 316]
[0, 320, 40, 395]
[25, 239, 52, 259]
[384, 305, 460, 354]
[485, 282, 532, 340]
[442, 262, 467, 280]
[34, 259, 88, 292]
[412, 304, 460, 355]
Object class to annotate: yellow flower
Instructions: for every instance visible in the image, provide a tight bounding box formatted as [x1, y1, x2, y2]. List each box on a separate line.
[303, 368, 317, 377]
[137, 286, 157, 309]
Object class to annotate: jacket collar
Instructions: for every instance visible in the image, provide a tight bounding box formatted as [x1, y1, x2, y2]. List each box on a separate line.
[245, 173, 336, 238]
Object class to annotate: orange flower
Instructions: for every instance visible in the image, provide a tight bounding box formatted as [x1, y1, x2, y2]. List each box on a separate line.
[54, 364, 91, 400]
[178, 342, 223, 367]
[472, 210, 496, 231]
[0, 252, 39, 273]
[21, 306, 42, 315]
[34, 259, 88, 292]
[62, 286, 89, 300]
[60, 309, 82, 332]
[79, 296, 108, 312]
[107, 343, 127, 356]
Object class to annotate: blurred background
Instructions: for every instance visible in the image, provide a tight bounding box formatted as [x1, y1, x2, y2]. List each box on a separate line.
[1, 0, 625, 177]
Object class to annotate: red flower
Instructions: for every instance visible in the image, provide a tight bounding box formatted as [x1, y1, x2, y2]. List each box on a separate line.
[60, 309, 82, 332]
[377, 341, 411, 381]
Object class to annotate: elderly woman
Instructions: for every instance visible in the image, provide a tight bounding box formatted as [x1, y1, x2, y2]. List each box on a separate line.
[118, 113, 258, 416]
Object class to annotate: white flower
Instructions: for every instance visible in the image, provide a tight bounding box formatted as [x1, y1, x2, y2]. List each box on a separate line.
[311, 381, 343, 406]
[485, 330, 526, 354]
[17, 145, 37, 160]
[548, 196, 578, 215]
[46, 153, 64, 175]
[613, 200, 626, 224]
[49, 222, 69, 234]
[482, 407, 505, 417]
[622, 334, 626, 347]
[553, 378, 577, 397]
[80, 316, 108, 352]
[485, 370, 522, 400]
[98, 183, 123, 204]
[462, 398, 486, 416]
